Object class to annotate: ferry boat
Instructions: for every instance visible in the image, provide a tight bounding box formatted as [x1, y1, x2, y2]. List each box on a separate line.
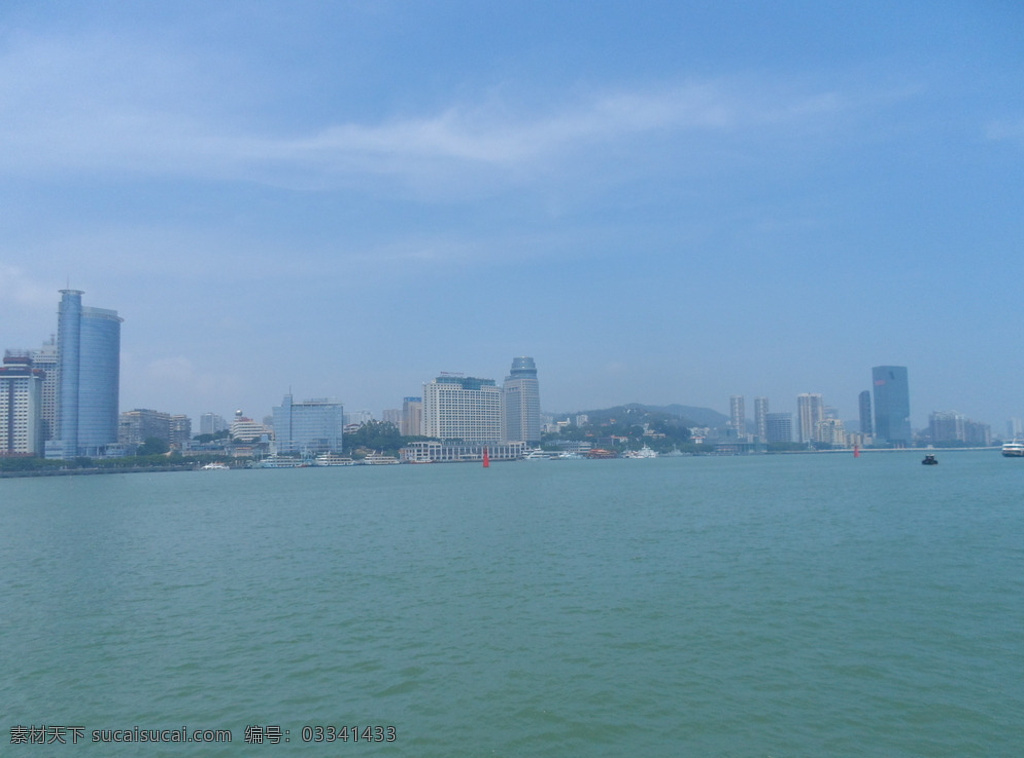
[361, 452, 400, 465]
[314, 453, 355, 466]
[257, 455, 305, 468]
[1001, 440, 1024, 457]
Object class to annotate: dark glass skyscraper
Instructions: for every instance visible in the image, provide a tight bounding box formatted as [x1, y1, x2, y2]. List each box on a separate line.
[858, 390, 873, 436]
[872, 365, 910, 446]
[55, 290, 122, 457]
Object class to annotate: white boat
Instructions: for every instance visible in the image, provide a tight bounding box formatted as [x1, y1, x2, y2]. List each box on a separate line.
[257, 455, 306, 468]
[201, 462, 230, 470]
[314, 453, 355, 466]
[523, 449, 553, 461]
[1001, 440, 1024, 457]
[361, 452, 400, 465]
[624, 445, 658, 459]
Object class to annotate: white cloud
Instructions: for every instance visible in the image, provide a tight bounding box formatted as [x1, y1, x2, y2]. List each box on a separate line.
[0, 30, 873, 190]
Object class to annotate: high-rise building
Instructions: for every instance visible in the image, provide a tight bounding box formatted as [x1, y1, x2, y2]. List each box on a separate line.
[423, 374, 503, 442]
[797, 393, 824, 444]
[200, 412, 228, 436]
[401, 397, 423, 436]
[858, 390, 873, 437]
[0, 351, 46, 457]
[754, 397, 768, 442]
[729, 395, 746, 439]
[30, 337, 58, 442]
[118, 409, 172, 446]
[872, 366, 911, 446]
[765, 412, 793, 443]
[52, 290, 122, 458]
[503, 357, 541, 445]
[272, 395, 344, 454]
[169, 414, 191, 448]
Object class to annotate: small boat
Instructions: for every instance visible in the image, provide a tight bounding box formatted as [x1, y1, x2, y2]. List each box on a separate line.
[624, 445, 658, 459]
[1001, 440, 1024, 457]
[201, 462, 229, 470]
[922, 454, 938, 465]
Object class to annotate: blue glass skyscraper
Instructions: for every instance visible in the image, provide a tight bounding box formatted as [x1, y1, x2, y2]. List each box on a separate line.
[55, 290, 122, 457]
[872, 365, 911, 446]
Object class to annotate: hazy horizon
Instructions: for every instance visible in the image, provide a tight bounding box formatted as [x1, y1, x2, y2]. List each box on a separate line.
[2, 2, 1021, 429]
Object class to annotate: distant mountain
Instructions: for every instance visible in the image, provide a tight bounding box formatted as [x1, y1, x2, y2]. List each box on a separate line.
[561, 403, 728, 428]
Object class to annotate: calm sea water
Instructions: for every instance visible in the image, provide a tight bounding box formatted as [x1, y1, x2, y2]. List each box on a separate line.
[2, 452, 1022, 757]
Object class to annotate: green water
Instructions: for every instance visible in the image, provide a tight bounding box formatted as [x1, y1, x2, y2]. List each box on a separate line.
[2, 452, 1022, 756]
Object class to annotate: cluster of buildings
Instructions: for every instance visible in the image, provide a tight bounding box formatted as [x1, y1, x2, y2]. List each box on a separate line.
[1, 290, 124, 459]
[0, 288, 545, 462]
[724, 366, 992, 449]
[0, 290, 1003, 461]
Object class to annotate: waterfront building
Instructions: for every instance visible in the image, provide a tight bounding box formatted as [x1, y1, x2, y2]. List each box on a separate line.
[0, 351, 46, 456]
[816, 418, 847, 447]
[872, 366, 911, 446]
[400, 440, 525, 463]
[929, 411, 991, 446]
[858, 390, 873, 437]
[272, 395, 344, 455]
[423, 374, 503, 443]
[503, 357, 541, 445]
[170, 415, 191, 448]
[754, 397, 768, 442]
[118, 409, 172, 446]
[765, 412, 793, 444]
[229, 410, 271, 443]
[401, 396, 423, 436]
[796, 393, 825, 444]
[51, 289, 122, 458]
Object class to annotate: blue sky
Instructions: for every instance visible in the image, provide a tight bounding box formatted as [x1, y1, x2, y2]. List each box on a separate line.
[1, 1, 1022, 430]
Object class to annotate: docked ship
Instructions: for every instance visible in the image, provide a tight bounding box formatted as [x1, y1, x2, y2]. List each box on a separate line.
[361, 452, 400, 465]
[314, 453, 355, 466]
[1001, 440, 1024, 457]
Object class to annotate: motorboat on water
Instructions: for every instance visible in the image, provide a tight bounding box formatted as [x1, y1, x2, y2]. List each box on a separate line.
[201, 462, 230, 470]
[922, 454, 938, 465]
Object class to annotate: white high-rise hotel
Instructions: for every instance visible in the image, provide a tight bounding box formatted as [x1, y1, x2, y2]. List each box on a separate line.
[422, 357, 541, 444]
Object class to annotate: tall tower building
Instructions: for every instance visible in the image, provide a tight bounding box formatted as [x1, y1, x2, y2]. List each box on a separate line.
[0, 351, 46, 457]
[30, 337, 58, 441]
[54, 290, 122, 458]
[401, 396, 423, 437]
[503, 357, 541, 445]
[729, 395, 746, 438]
[754, 397, 769, 442]
[797, 393, 824, 444]
[423, 374, 503, 442]
[872, 366, 911, 446]
[858, 390, 873, 437]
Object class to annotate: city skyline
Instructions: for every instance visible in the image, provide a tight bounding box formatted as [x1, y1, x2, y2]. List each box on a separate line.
[1, 2, 1021, 428]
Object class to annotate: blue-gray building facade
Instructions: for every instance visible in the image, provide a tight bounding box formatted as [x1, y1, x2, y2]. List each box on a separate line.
[272, 394, 344, 454]
[502, 356, 541, 445]
[872, 365, 911, 446]
[53, 290, 122, 458]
